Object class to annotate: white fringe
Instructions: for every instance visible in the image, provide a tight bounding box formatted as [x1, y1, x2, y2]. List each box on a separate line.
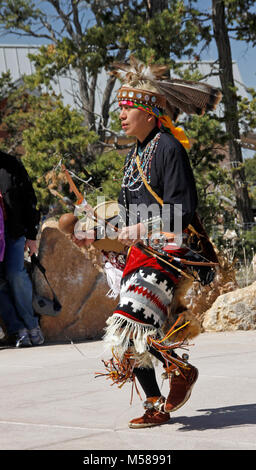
[104, 262, 123, 299]
[103, 314, 157, 359]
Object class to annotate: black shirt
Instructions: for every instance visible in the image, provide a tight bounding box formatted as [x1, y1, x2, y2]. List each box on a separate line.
[0, 151, 40, 240]
[118, 127, 198, 232]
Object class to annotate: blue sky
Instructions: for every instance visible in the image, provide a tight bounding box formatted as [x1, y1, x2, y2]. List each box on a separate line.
[199, 36, 255, 89]
[195, 0, 256, 89]
[0, 0, 255, 89]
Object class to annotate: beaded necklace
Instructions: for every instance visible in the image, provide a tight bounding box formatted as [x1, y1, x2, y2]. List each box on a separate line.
[122, 132, 161, 192]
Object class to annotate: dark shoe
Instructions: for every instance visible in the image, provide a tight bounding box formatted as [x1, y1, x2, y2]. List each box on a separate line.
[29, 327, 44, 346]
[129, 396, 170, 429]
[164, 356, 198, 413]
[15, 328, 32, 348]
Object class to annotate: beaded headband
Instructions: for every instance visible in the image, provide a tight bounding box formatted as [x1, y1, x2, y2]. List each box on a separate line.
[118, 99, 164, 118]
[117, 87, 166, 110]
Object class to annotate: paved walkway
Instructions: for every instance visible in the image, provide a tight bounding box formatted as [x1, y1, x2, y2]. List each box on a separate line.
[0, 330, 255, 451]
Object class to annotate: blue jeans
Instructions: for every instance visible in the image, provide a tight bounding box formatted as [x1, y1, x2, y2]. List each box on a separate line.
[0, 235, 39, 334]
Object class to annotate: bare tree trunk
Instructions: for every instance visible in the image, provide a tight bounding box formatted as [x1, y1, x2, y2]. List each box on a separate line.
[98, 75, 116, 139]
[145, 0, 168, 18]
[212, 0, 254, 225]
[98, 49, 127, 144]
[76, 67, 96, 131]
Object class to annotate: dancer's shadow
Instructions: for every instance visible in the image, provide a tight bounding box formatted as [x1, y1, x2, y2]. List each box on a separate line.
[171, 403, 256, 431]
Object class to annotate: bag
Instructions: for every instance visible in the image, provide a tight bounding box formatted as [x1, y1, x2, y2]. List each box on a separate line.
[31, 254, 62, 316]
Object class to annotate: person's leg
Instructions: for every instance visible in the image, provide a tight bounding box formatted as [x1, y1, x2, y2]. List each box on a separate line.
[133, 367, 161, 398]
[147, 345, 198, 414]
[163, 354, 199, 413]
[4, 236, 44, 346]
[0, 261, 25, 335]
[5, 235, 39, 330]
[149, 345, 178, 363]
[129, 366, 170, 429]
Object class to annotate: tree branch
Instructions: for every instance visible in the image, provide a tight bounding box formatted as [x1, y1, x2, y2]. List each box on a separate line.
[49, 0, 75, 39]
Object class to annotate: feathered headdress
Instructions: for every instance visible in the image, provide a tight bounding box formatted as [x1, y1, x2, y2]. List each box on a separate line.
[110, 55, 222, 122]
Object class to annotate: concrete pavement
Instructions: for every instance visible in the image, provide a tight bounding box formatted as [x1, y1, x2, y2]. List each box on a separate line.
[0, 330, 255, 451]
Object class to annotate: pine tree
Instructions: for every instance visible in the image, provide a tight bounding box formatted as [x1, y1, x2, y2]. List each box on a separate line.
[0, 72, 98, 211]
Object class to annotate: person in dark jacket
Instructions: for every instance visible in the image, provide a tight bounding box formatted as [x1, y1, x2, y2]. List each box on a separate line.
[0, 150, 44, 347]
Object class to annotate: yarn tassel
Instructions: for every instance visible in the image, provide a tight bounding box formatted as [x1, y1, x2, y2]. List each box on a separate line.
[104, 261, 123, 299]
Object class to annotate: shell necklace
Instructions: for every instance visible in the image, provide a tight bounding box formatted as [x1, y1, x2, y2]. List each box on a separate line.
[122, 132, 161, 192]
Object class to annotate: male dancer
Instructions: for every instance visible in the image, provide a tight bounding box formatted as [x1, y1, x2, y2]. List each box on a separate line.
[75, 57, 221, 427]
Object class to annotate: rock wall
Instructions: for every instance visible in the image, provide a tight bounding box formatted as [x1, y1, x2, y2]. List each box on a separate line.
[185, 251, 239, 324]
[202, 280, 256, 332]
[33, 224, 118, 342]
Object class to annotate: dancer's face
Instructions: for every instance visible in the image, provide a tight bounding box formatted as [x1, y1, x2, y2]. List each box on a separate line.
[119, 105, 156, 142]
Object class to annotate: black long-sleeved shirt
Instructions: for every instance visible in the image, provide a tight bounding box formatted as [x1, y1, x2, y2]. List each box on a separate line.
[0, 151, 40, 240]
[118, 127, 198, 233]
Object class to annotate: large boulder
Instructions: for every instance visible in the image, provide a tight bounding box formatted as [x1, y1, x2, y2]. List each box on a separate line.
[185, 250, 239, 324]
[202, 280, 256, 332]
[33, 224, 118, 342]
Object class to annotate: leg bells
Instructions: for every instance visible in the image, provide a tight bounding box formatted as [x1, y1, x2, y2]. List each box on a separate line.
[129, 396, 170, 429]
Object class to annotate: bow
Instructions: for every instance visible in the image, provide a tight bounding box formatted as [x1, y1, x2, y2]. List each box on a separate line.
[61, 164, 84, 205]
